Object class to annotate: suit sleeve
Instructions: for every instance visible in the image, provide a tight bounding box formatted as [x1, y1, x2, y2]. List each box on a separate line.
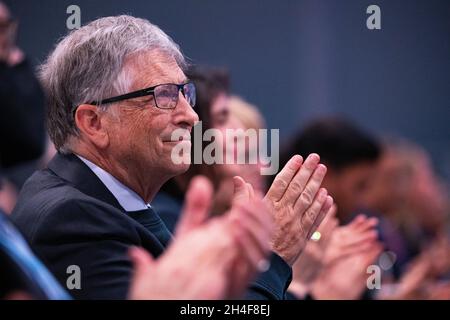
[245, 252, 292, 300]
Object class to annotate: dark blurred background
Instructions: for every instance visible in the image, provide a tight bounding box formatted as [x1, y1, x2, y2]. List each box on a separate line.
[5, 0, 450, 181]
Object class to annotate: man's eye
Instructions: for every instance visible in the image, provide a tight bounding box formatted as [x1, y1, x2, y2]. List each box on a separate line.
[158, 90, 172, 97]
[133, 97, 152, 108]
[141, 96, 154, 104]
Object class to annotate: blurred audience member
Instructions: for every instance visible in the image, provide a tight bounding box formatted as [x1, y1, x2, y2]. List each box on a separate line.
[365, 139, 448, 240]
[366, 139, 449, 256]
[288, 209, 383, 300]
[363, 138, 450, 297]
[377, 235, 450, 300]
[211, 95, 267, 215]
[280, 117, 381, 222]
[0, 1, 46, 192]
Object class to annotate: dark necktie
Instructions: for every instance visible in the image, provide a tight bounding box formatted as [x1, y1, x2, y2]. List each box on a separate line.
[126, 206, 173, 248]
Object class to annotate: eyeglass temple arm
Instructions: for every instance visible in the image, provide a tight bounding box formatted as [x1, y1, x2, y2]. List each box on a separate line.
[88, 87, 155, 106]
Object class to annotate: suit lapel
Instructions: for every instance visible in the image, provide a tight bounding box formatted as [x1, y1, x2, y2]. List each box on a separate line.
[47, 153, 168, 254]
[47, 152, 124, 212]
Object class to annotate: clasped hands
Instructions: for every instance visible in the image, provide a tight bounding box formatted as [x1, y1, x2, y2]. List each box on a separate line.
[129, 154, 332, 299]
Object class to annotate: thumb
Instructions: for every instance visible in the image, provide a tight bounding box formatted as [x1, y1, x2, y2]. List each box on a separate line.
[232, 176, 250, 205]
[128, 246, 157, 300]
[318, 204, 338, 235]
[175, 175, 213, 236]
[129, 246, 155, 273]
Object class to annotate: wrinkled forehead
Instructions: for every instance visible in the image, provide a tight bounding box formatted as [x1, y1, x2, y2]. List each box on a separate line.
[123, 50, 188, 89]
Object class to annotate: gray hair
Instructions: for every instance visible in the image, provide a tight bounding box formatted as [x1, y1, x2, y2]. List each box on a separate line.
[39, 15, 186, 152]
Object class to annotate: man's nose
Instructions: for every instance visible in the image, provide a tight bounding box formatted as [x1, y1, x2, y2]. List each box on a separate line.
[173, 91, 199, 129]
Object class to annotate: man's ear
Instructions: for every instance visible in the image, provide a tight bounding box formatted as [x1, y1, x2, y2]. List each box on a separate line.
[74, 104, 110, 149]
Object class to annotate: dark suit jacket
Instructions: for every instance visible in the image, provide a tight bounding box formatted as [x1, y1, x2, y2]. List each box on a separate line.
[11, 153, 291, 299]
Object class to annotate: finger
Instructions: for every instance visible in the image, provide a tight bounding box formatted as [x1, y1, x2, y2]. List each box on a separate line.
[315, 203, 338, 245]
[352, 214, 367, 225]
[129, 246, 155, 273]
[247, 183, 255, 200]
[265, 155, 303, 202]
[230, 201, 273, 253]
[339, 214, 367, 235]
[288, 155, 324, 210]
[246, 198, 274, 238]
[362, 243, 384, 265]
[343, 214, 366, 230]
[342, 229, 379, 249]
[229, 192, 274, 256]
[340, 218, 379, 246]
[225, 259, 252, 299]
[300, 188, 328, 239]
[232, 176, 250, 204]
[317, 202, 337, 234]
[339, 237, 380, 258]
[346, 214, 368, 231]
[176, 176, 213, 236]
[309, 195, 333, 240]
[239, 206, 272, 254]
[354, 217, 379, 233]
[229, 213, 268, 272]
[294, 163, 327, 212]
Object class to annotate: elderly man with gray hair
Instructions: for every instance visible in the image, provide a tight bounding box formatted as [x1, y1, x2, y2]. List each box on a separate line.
[11, 15, 332, 300]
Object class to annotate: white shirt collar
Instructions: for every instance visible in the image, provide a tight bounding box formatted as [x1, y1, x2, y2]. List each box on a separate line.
[76, 155, 150, 212]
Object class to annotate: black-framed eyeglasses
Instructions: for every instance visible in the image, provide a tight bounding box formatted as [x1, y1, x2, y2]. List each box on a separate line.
[87, 82, 196, 110]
